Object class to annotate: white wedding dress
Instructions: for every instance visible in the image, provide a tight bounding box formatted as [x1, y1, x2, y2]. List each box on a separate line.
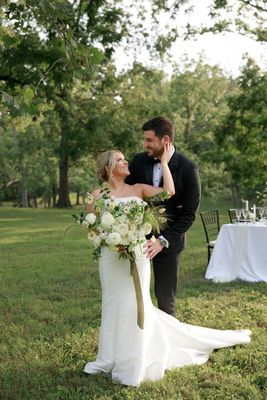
[84, 197, 251, 386]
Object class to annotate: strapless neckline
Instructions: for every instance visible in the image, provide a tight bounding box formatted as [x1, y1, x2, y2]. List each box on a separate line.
[114, 196, 143, 201]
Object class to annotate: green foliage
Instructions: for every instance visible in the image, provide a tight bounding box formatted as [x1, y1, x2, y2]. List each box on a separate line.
[0, 0, 129, 207]
[215, 59, 267, 201]
[202, 0, 267, 42]
[256, 181, 267, 207]
[167, 59, 233, 196]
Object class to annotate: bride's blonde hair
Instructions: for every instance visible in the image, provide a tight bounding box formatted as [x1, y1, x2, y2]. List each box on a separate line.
[97, 150, 121, 182]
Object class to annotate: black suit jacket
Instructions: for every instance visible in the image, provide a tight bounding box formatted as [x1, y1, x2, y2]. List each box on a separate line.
[125, 151, 201, 253]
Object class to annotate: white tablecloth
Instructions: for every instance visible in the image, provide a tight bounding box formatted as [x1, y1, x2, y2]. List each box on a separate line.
[205, 223, 267, 282]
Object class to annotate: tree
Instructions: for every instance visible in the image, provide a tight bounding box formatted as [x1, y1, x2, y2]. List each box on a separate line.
[0, 106, 59, 207]
[205, 0, 267, 42]
[106, 64, 171, 158]
[69, 155, 98, 205]
[0, 0, 126, 206]
[215, 59, 267, 203]
[168, 59, 233, 197]
[1, 0, 185, 207]
[161, 0, 267, 43]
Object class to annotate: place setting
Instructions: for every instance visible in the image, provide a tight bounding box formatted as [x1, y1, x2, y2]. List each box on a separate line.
[233, 202, 267, 226]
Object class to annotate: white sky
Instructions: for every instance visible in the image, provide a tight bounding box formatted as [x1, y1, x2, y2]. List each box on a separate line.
[113, 0, 267, 77]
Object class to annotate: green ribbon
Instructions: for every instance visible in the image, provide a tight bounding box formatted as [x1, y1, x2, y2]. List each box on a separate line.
[129, 252, 144, 330]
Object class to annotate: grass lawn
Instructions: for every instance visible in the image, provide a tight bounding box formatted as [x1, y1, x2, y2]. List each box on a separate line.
[0, 198, 266, 400]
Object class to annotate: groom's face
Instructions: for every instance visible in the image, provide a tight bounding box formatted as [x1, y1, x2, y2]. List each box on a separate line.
[143, 130, 165, 158]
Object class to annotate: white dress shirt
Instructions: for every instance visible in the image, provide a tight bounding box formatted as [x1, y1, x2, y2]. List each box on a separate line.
[152, 146, 175, 187]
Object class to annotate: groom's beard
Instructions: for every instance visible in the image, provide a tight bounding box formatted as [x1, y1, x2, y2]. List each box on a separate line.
[146, 147, 164, 159]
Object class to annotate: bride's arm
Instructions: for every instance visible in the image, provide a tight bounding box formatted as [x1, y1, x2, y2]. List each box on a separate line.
[161, 144, 175, 195]
[141, 144, 175, 198]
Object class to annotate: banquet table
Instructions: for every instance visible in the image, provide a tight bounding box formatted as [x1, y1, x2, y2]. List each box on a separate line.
[205, 222, 267, 283]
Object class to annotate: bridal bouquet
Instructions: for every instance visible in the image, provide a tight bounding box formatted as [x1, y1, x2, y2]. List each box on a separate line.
[72, 183, 169, 329]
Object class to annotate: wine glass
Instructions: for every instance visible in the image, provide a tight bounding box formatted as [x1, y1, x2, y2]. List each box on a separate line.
[235, 208, 242, 224]
[242, 208, 249, 223]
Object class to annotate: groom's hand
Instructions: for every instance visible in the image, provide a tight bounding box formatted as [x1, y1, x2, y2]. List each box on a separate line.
[143, 239, 163, 259]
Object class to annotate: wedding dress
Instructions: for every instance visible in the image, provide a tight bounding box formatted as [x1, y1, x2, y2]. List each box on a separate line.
[84, 197, 251, 386]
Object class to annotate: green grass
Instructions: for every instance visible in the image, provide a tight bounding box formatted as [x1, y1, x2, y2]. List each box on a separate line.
[0, 199, 266, 400]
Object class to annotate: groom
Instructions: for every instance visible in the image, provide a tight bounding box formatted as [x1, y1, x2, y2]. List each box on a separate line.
[126, 117, 201, 317]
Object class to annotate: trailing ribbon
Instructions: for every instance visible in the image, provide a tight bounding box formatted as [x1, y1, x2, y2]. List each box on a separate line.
[129, 252, 144, 329]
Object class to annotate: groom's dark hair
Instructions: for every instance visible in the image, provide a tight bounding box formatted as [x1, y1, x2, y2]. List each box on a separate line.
[142, 116, 174, 142]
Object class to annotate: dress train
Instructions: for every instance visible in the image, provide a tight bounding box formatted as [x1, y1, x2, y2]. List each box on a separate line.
[84, 244, 251, 386]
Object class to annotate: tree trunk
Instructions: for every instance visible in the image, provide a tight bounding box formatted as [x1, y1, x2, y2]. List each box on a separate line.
[76, 190, 80, 205]
[57, 152, 71, 207]
[21, 186, 28, 208]
[231, 183, 241, 207]
[46, 196, 51, 208]
[12, 127, 29, 207]
[52, 184, 57, 208]
[56, 94, 72, 208]
[184, 97, 191, 144]
[31, 197, 38, 208]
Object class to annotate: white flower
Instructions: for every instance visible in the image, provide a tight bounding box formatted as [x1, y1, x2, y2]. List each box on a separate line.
[87, 231, 97, 241]
[106, 232, 121, 245]
[105, 198, 115, 208]
[127, 229, 138, 242]
[107, 202, 115, 210]
[116, 215, 128, 224]
[120, 236, 130, 245]
[101, 212, 115, 229]
[114, 223, 129, 236]
[92, 236, 102, 247]
[123, 205, 130, 214]
[82, 221, 89, 227]
[141, 222, 152, 235]
[85, 213, 96, 225]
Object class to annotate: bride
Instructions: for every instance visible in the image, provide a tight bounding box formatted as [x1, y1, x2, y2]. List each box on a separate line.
[83, 147, 251, 387]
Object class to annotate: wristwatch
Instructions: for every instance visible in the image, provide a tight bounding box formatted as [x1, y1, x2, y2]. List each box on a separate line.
[158, 237, 169, 248]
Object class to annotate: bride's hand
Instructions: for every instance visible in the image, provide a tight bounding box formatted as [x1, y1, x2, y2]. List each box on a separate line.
[161, 143, 173, 165]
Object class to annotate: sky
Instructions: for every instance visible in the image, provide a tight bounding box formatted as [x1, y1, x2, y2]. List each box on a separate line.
[113, 0, 267, 77]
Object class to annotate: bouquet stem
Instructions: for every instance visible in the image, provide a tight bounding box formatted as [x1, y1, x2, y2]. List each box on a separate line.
[129, 253, 144, 330]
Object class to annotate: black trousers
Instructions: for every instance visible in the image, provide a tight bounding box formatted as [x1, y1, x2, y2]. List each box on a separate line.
[153, 250, 181, 317]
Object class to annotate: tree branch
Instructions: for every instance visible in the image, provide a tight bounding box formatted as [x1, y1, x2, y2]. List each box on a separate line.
[239, 0, 267, 13]
[75, 0, 84, 32]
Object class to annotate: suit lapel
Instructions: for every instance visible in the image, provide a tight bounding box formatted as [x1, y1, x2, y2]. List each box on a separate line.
[158, 151, 179, 187]
[145, 162, 154, 185]
[169, 150, 180, 170]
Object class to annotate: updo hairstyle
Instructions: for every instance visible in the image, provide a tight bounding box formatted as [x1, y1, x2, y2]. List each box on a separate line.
[96, 150, 121, 182]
